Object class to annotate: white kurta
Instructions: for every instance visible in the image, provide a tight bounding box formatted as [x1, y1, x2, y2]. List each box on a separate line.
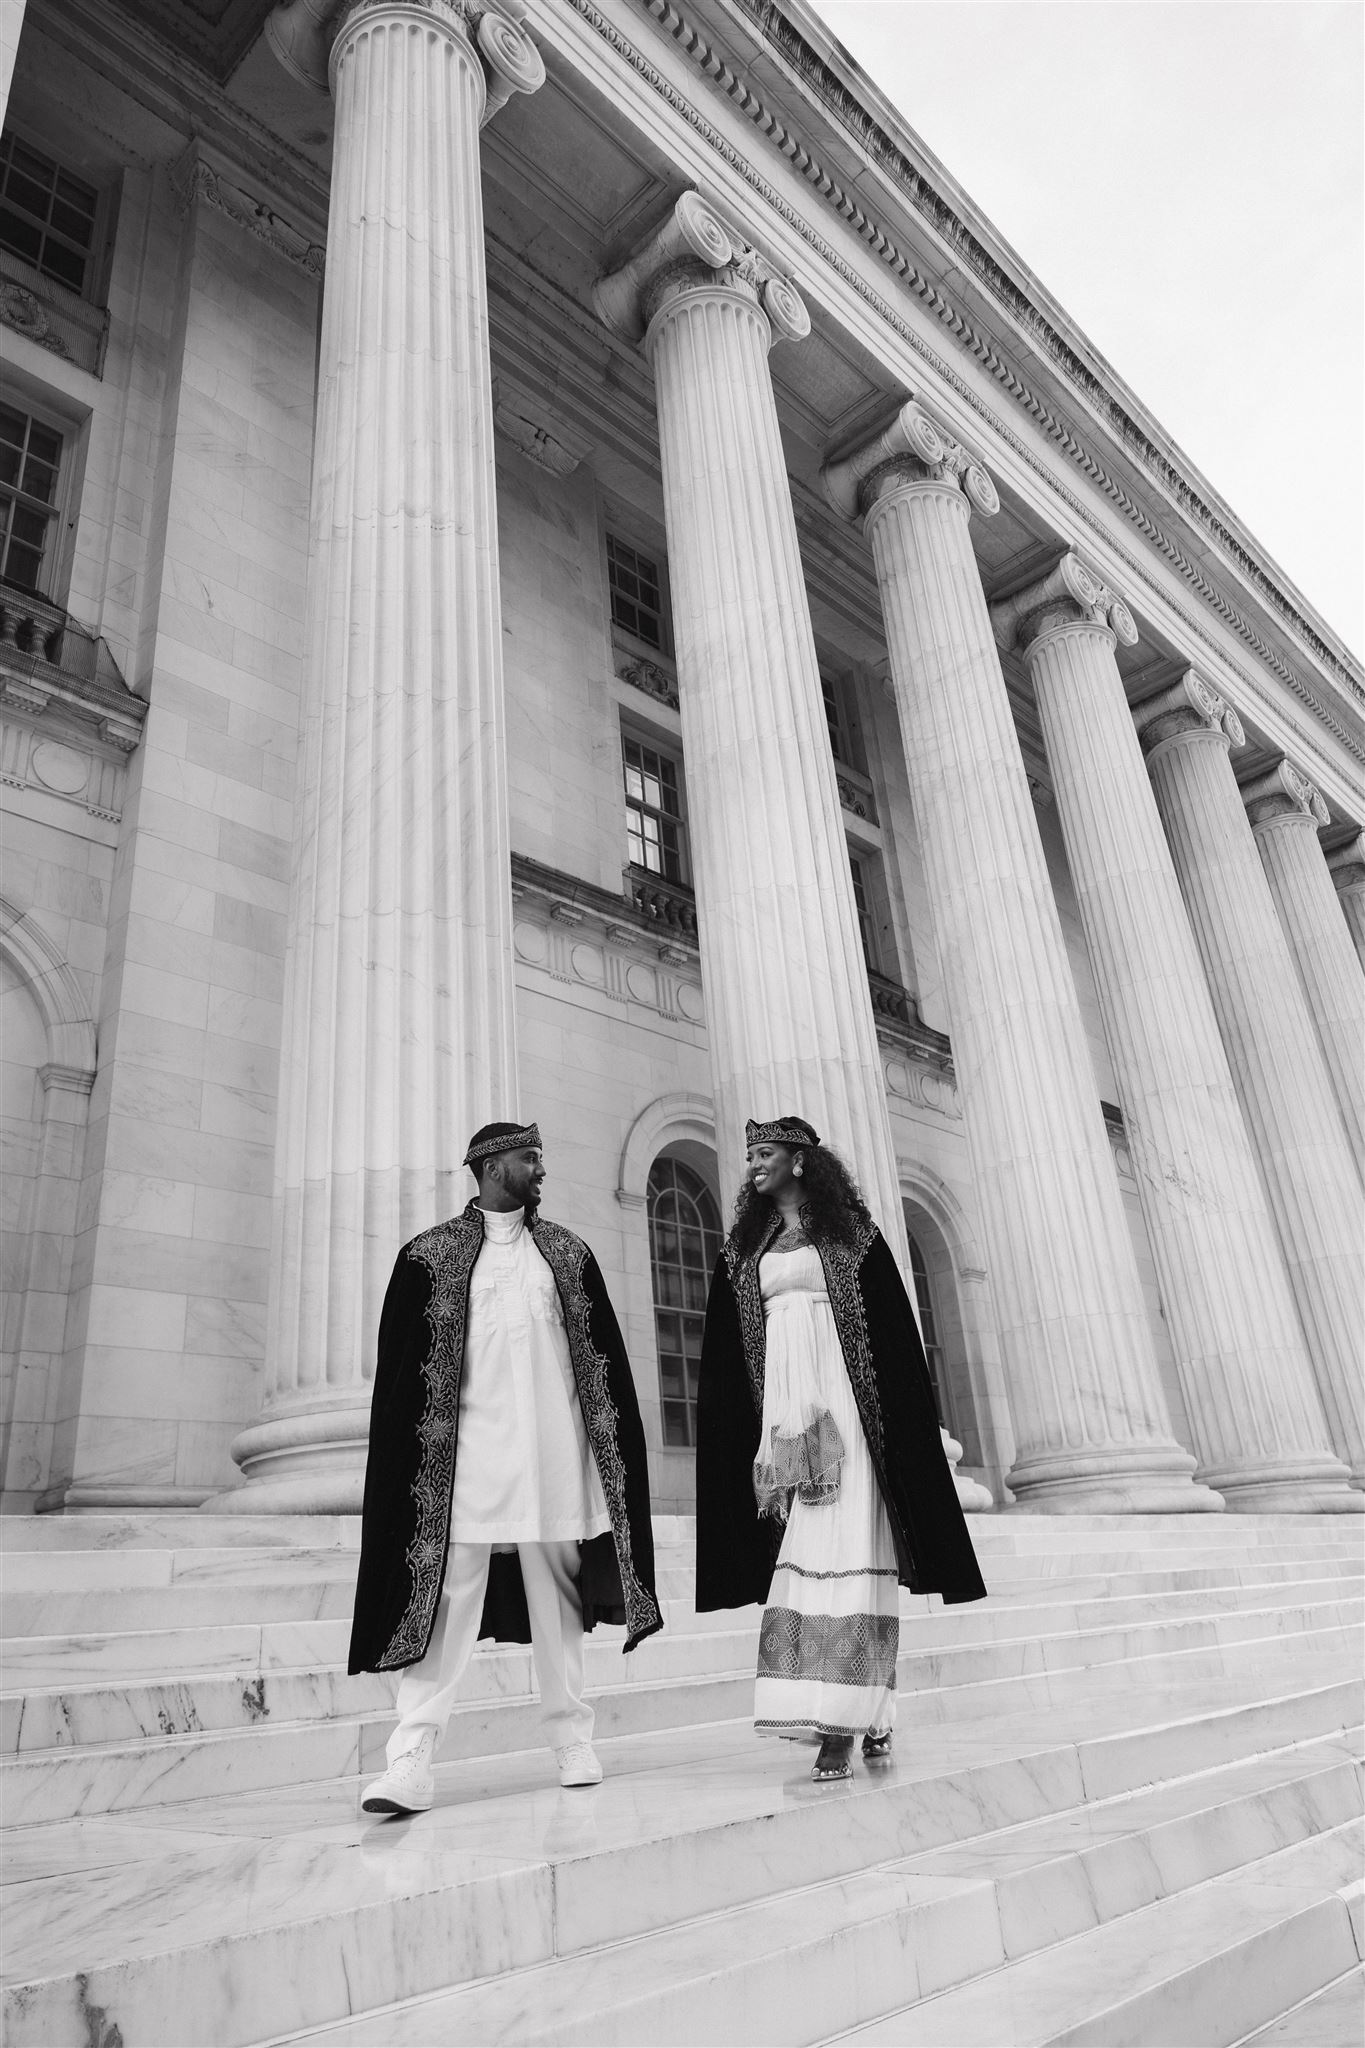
[448, 1206, 611, 1545]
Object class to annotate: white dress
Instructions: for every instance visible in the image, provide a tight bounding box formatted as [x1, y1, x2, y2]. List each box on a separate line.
[752, 1244, 899, 1738]
[448, 1206, 611, 1545]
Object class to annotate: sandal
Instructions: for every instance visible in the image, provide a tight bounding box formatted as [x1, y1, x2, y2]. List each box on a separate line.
[861, 1728, 894, 1762]
[811, 1734, 854, 1783]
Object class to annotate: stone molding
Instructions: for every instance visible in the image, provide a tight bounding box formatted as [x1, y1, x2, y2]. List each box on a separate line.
[616, 1089, 717, 1206]
[990, 551, 1139, 656]
[594, 190, 809, 349]
[512, 854, 707, 1026]
[1134, 670, 1246, 758]
[560, 0, 1362, 773]
[170, 143, 326, 278]
[617, 655, 680, 712]
[0, 894, 97, 1078]
[1239, 757, 1332, 830]
[625, 0, 1361, 728]
[1326, 833, 1365, 888]
[822, 400, 997, 523]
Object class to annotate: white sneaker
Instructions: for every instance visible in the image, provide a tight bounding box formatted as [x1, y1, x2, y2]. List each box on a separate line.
[555, 1740, 603, 1787]
[361, 1730, 436, 1814]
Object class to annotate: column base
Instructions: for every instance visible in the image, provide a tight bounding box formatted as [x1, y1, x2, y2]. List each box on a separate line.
[1006, 1445, 1223, 1514]
[205, 1397, 372, 1515]
[36, 1485, 217, 1513]
[942, 1427, 994, 1511]
[1200, 1456, 1362, 1513]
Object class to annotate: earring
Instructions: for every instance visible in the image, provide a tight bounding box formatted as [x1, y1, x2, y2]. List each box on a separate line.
[793, 1162, 803, 1178]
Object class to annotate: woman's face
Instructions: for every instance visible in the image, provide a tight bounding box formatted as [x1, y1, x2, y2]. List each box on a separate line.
[746, 1142, 799, 1199]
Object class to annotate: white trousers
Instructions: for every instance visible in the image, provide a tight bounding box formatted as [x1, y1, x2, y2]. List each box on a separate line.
[386, 1540, 593, 1766]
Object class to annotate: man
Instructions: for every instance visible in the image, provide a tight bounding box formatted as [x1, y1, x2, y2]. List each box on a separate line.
[351, 1121, 661, 1815]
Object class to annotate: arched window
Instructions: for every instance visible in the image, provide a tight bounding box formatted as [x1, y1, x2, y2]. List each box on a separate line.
[907, 1229, 949, 1431]
[647, 1155, 723, 1447]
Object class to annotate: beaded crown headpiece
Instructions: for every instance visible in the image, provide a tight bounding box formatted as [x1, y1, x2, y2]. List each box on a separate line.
[744, 1116, 820, 1150]
[463, 1121, 542, 1168]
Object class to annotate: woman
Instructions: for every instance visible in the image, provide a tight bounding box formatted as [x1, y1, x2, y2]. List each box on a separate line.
[696, 1116, 985, 1782]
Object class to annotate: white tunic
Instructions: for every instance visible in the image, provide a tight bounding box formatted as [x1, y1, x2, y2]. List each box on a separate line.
[448, 1207, 611, 1545]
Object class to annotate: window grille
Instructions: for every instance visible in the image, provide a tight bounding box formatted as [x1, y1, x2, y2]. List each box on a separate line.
[908, 1231, 949, 1430]
[624, 733, 687, 883]
[648, 1156, 723, 1447]
[607, 532, 665, 650]
[0, 133, 99, 296]
[0, 402, 64, 594]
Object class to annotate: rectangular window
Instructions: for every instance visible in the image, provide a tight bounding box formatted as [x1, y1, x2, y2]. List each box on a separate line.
[0, 133, 100, 297]
[849, 850, 879, 972]
[607, 532, 665, 650]
[0, 401, 64, 594]
[624, 733, 687, 884]
[821, 673, 847, 763]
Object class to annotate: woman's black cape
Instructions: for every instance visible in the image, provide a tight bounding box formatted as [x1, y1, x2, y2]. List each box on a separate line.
[696, 1215, 987, 1611]
[348, 1203, 662, 1674]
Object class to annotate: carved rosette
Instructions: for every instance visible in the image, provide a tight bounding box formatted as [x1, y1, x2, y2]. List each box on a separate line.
[989, 550, 1138, 657]
[593, 192, 810, 354]
[822, 399, 999, 526]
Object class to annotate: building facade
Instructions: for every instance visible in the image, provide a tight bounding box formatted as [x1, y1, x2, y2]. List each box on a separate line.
[1, 0, 1361, 1522]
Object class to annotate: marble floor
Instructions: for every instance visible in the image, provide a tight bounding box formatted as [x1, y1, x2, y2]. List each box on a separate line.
[2, 1514, 1361, 2046]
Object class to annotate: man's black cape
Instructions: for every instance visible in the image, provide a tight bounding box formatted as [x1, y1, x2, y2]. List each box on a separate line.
[349, 1202, 662, 1674]
[696, 1213, 987, 1611]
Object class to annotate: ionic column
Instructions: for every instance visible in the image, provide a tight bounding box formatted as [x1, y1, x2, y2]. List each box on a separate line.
[593, 197, 909, 1254]
[1327, 834, 1365, 967]
[822, 406, 1213, 1512]
[1240, 761, 1365, 1173]
[992, 558, 1354, 1510]
[222, 0, 543, 1511]
[1137, 676, 1365, 1488]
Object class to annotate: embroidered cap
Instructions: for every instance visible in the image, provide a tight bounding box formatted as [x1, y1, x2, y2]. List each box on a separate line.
[744, 1116, 821, 1150]
[463, 1120, 542, 1168]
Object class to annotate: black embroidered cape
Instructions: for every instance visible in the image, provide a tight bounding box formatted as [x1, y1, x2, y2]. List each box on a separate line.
[348, 1203, 662, 1674]
[696, 1216, 987, 1611]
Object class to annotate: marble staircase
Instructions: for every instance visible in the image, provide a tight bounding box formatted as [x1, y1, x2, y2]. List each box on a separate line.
[1, 1513, 1361, 2047]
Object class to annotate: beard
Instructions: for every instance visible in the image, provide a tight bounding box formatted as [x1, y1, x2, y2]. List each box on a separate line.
[521, 1185, 542, 1215]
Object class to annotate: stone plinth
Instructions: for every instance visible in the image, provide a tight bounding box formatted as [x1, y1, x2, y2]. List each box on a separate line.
[221, 0, 543, 1512]
[1138, 675, 1365, 1490]
[1241, 762, 1365, 1175]
[994, 559, 1355, 1512]
[824, 408, 1213, 1514]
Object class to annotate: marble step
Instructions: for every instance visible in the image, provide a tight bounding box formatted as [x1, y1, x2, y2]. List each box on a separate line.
[7, 1589, 1359, 1762]
[9, 1568, 1360, 1687]
[836, 1824, 1364, 2047]
[0, 1514, 363, 1553]
[3, 1684, 1359, 2048]
[8, 1549, 1361, 1644]
[5, 1612, 1358, 1829]
[1236, 1967, 1364, 2046]
[261, 1797, 1365, 2046]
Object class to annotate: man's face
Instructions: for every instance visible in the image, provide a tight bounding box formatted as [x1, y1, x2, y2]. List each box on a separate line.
[499, 1147, 545, 1208]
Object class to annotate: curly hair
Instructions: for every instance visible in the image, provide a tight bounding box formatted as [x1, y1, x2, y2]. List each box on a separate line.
[728, 1142, 873, 1256]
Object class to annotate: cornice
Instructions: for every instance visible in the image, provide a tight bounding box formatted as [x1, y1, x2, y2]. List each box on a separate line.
[560, 0, 1363, 775]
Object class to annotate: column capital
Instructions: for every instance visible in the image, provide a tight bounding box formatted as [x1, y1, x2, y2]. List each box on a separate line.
[821, 400, 999, 524]
[593, 193, 809, 351]
[1134, 668, 1245, 757]
[1239, 755, 1331, 831]
[1327, 832, 1365, 890]
[989, 549, 1138, 656]
[265, 0, 543, 120]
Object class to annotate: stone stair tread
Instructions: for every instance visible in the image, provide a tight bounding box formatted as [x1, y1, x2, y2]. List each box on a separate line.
[830, 1824, 1364, 2047]
[1236, 1966, 1364, 2046]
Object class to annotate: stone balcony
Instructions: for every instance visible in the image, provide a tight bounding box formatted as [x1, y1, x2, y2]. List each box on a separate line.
[0, 582, 144, 823]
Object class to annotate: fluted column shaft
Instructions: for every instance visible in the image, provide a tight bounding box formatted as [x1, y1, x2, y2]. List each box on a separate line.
[1000, 569, 1354, 1510]
[1242, 766, 1365, 1173]
[1328, 837, 1365, 967]
[225, 0, 542, 1510]
[595, 199, 908, 1248]
[1139, 680, 1365, 1487]
[823, 410, 1211, 1512]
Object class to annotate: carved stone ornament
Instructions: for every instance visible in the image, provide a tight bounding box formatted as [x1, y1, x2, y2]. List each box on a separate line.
[171, 148, 325, 279]
[593, 192, 809, 350]
[1133, 669, 1246, 756]
[821, 399, 999, 524]
[0, 281, 66, 357]
[990, 550, 1139, 656]
[1240, 757, 1332, 830]
[264, 0, 543, 121]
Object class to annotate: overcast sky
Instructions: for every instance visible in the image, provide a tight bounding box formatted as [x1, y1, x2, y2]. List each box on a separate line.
[811, 1, 1364, 659]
